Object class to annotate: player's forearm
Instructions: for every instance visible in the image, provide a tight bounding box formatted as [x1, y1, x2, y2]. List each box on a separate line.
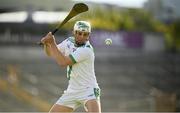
[50, 43, 68, 67]
[40, 32, 72, 66]
[44, 43, 52, 56]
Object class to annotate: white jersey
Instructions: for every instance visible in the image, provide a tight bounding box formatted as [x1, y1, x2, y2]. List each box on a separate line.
[57, 37, 99, 90]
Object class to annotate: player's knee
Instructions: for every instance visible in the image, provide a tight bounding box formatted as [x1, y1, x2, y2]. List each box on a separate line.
[85, 99, 101, 113]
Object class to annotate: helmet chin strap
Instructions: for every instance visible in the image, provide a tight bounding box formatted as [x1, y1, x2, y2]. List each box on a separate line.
[75, 41, 86, 47]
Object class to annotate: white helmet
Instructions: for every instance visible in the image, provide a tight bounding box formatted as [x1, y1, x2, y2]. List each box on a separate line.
[74, 21, 91, 33]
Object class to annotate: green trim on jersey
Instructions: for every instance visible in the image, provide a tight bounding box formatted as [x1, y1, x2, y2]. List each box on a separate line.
[69, 54, 77, 64]
[67, 66, 72, 80]
[86, 44, 94, 53]
[68, 37, 75, 44]
[86, 45, 91, 48]
[94, 88, 101, 99]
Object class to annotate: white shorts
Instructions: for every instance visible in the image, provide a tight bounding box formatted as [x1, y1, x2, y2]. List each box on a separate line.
[56, 87, 101, 110]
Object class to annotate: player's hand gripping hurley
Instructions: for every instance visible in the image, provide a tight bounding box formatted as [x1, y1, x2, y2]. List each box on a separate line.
[38, 3, 88, 45]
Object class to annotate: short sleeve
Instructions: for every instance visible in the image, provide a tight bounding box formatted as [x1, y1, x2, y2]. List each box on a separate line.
[57, 39, 67, 54]
[69, 47, 92, 63]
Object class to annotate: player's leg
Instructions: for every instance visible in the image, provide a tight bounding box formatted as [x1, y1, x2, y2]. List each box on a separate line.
[85, 99, 101, 113]
[49, 104, 74, 113]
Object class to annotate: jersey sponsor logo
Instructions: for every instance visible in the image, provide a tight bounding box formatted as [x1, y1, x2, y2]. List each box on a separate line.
[72, 48, 76, 52]
[67, 44, 70, 49]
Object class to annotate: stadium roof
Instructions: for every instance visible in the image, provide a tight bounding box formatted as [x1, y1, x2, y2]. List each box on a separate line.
[0, 0, 73, 12]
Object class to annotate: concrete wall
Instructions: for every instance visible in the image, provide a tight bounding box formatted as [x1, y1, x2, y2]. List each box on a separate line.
[143, 33, 166, 52]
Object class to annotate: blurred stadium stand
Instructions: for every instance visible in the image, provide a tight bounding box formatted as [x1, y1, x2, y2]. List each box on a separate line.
[144, 0, 180, 24]
[0, 0, 180, 112]
[0, 43, 180, 112]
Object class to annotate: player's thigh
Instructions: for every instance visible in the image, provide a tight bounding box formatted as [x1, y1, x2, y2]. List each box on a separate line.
[85, 99, 101, 113]
[49, 104, 74, 113]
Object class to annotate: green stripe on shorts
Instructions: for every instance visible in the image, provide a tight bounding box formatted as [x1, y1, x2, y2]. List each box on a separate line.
[94, 88, 101, 99]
